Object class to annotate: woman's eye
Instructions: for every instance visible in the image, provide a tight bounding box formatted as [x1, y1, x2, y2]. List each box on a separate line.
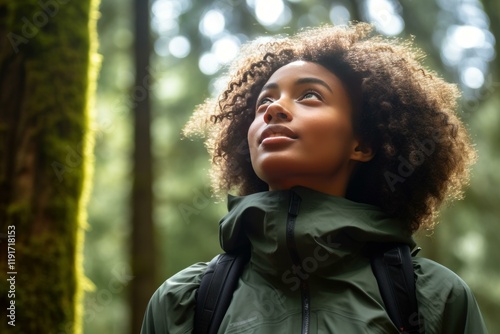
[301, 91, 321, 100]
[258, 97, 273, 106]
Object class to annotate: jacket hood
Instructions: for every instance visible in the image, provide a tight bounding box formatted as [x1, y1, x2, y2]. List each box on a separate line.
[219, 186, 415, 278]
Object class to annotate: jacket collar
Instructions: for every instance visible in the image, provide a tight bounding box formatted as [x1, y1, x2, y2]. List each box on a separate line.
[219, 187, 415, 276]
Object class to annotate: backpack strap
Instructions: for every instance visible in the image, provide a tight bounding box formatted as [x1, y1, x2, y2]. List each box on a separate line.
[194, 244, 423, 334]
[194, 252, 249, 334]
[368, 243, 423, 334]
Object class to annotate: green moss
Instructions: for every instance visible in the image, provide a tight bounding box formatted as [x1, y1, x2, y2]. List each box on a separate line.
[0, 0, 101, 333]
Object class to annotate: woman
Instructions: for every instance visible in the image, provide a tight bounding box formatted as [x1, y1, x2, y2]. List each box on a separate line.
[141, 23, 487, 333]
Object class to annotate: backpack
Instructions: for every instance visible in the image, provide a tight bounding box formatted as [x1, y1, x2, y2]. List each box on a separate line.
[194, 243, 423, 334]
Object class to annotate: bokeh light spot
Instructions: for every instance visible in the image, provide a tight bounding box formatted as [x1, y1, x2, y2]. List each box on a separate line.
[449, 25, 486, 49]
[199, 52, 220, 75]
[169, 36, 191, 58]
[329, 5, 350, 26]
[461, 66, 485, 89]
[365, 0, 404, 36]
[199, 9, 225, 37]
[255, 0, 284, 26]
[212, 35, 240, 64]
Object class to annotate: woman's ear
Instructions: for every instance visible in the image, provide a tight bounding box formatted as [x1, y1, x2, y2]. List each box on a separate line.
[350, 141, 374, 162]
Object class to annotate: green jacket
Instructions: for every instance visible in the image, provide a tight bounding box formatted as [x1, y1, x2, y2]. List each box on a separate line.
[141, 187, 488, 333]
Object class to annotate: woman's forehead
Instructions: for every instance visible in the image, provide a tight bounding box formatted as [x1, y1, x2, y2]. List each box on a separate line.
[260, 61, 344, 92]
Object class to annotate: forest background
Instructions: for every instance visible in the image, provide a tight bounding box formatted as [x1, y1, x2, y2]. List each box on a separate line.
[1, 0, 499, 333]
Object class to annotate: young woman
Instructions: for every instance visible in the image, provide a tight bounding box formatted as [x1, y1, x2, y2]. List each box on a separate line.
[141, 23, 487, 333]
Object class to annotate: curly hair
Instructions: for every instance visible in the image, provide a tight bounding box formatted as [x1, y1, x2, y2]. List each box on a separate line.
[184, 23, 476, 233]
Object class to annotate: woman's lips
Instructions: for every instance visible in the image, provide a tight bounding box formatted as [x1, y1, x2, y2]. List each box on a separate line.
[261, 136, 296, 146]
[259, 125, 298, 145]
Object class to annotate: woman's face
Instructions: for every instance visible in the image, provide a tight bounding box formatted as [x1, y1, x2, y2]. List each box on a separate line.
[247, 61, 371, 195]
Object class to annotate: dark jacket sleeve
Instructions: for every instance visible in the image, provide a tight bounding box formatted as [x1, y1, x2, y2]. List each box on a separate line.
[141, 262, 208, 334]
[441, 276, 488, 334]
[414, 258, 488, 334]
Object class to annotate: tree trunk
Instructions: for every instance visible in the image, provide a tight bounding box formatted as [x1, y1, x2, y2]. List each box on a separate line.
[130, 0, 156, 332]
[480, 0, 500, 81]
[0, 0, 100, 333]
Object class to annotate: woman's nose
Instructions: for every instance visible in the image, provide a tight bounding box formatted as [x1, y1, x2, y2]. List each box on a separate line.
[263, 101, 293, 124]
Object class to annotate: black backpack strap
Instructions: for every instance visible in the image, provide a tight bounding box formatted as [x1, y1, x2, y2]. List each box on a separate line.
[194, 252, 249, 334]
[368, 243, 423, 334]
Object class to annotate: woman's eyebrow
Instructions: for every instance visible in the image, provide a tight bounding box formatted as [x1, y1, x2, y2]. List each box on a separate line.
[296, 77, 333, 93]
[261, 82, 279, 91]
[260, 77, 333, 93]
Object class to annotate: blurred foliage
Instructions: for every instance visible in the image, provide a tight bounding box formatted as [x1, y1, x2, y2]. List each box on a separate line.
[83, 0, 499, 333]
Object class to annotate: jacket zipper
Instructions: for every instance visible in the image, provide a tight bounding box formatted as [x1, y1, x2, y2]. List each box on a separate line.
[286, 191, 310, 334]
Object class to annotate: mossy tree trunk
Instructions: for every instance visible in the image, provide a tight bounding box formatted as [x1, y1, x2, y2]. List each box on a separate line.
[0, 0, 99, 333]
